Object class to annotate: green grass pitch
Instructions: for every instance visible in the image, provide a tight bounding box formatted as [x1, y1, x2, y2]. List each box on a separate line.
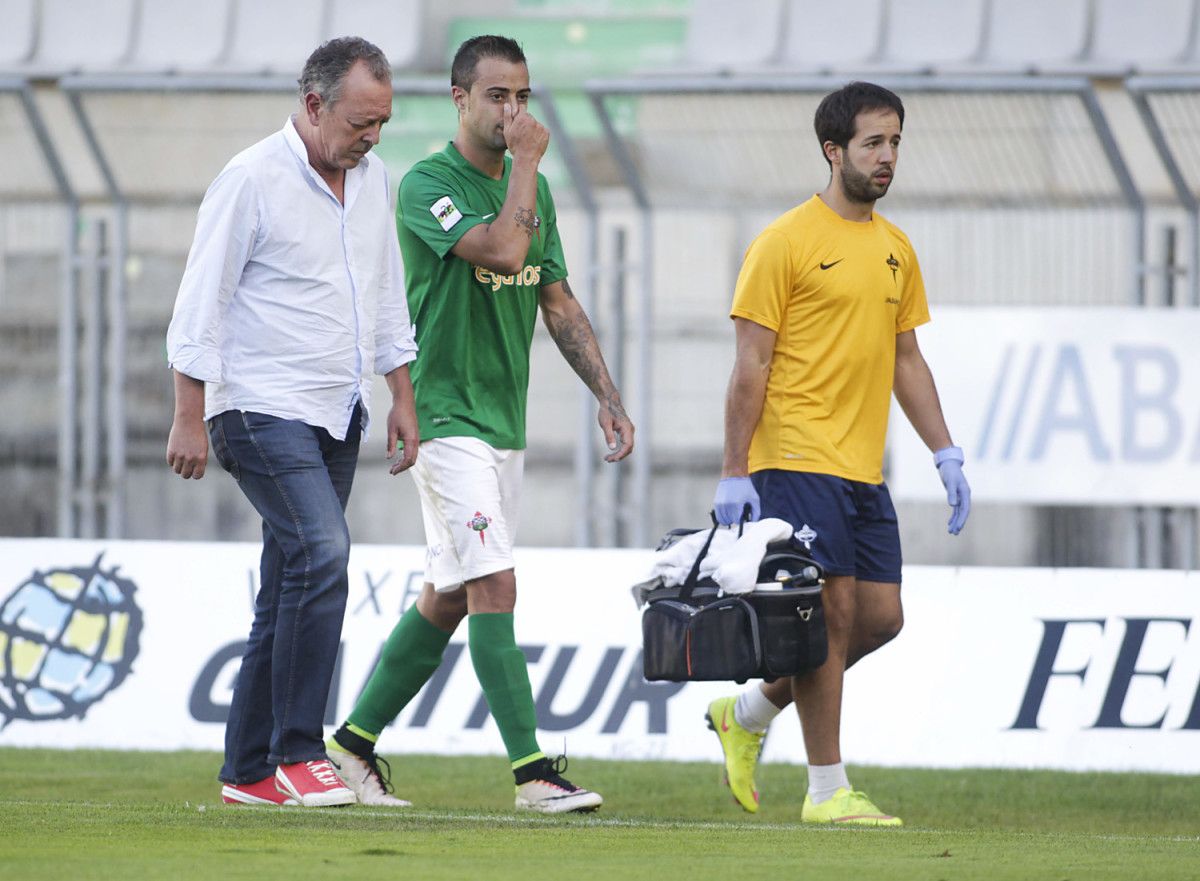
[1, 748, 1196, 880]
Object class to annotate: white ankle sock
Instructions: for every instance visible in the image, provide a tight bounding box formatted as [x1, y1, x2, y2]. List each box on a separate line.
[807, 762, 851, 804]
[733, 686, 782, 734]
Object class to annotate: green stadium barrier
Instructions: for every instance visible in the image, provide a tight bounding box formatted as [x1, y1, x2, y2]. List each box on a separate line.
[445, 16, 687, 88]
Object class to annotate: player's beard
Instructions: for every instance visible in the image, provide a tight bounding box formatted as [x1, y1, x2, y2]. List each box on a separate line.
[840, 160, 892, 204]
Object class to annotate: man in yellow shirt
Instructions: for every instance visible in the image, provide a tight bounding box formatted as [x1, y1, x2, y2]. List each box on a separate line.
[707, 82, 970, 826]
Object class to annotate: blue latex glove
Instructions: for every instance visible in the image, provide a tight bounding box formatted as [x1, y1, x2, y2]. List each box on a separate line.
[934, 445, 971, 535]
[713, 476, 760, 526]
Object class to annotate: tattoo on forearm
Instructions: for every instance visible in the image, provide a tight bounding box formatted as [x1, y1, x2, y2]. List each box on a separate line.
[514, 207, 536, 239]
[546, 309, 608, 396]
[561, 278, 576, 300]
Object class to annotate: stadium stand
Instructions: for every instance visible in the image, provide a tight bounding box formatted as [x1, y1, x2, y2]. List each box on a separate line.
[123, 0, 235, 73]
[3, 0, 1200, 80]
[0, 0, 37, 67]
[680, 0, 784, 71]
[327, 0, 423, 72]
[29, 0, 137, 72]
[1085, 0, 1198, 73]
[872, 0, 986, 70]
[445, 14, 687, 85]
[220, 0, 327, 74]
[966, 0, 1091, 73]
[779, 0, 887, 71]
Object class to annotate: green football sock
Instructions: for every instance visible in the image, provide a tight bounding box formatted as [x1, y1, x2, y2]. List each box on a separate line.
[468, 612, 541, 763]
[346, 603, 452, 737]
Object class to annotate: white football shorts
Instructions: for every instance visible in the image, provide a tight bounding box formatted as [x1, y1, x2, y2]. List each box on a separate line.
[410, 436, 524, 592]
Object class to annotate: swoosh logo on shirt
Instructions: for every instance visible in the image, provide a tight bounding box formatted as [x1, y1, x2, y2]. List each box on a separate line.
[819, 259, 843, 270]
[482, 212, 496, 221]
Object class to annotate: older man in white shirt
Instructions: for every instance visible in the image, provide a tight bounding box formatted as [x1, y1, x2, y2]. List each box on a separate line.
[165, 37, 418, 809]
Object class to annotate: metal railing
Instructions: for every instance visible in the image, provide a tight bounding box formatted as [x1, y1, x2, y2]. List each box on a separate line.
[54, 73, 615, 545]
[0, 68, 1194, 566]
[1, 77, 88, 537]
[1128, 75, 1200, 307]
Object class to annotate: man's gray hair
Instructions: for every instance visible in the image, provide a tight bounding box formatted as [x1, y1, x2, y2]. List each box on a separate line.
[298, 37, 391, 106]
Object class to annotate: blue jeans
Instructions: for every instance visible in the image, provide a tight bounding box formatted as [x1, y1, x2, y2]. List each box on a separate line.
[208, 405, 361, 783]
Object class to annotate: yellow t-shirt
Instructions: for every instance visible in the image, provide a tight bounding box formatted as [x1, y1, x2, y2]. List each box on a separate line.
[730, 195, 930, 484]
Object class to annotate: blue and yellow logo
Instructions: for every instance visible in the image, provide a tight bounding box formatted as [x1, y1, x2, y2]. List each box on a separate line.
[0, 555, 142, 725]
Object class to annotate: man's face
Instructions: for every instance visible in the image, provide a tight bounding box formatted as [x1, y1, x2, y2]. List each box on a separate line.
[833, 108, 901, 204]
[308, 60, 393, 172]
[454, 56, 531, 151]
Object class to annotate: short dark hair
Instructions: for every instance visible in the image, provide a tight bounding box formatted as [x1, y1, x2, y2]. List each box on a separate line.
[813, 82, 905, 167]
[451, 35, 527, 92]
[298, 36, 390, 107]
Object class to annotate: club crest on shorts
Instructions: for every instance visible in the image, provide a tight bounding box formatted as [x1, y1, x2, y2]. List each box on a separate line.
[795, 524, 818, 550]
[467, 511, 492, 545]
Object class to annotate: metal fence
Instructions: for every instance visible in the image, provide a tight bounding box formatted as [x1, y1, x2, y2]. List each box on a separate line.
[0, 70, 1197, 567]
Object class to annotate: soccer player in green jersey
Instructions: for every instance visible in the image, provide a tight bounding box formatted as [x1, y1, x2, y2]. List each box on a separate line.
[326, 35, 634, 813]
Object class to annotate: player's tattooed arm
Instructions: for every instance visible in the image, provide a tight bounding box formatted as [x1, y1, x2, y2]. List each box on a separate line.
[513, 207, 537, 239]
[540, 278, 635, 460]
[542, 294, 603, 392]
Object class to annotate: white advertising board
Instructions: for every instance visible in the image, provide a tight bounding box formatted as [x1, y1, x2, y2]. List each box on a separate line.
[1, 538, 1198, 773]
[889, 306, 1200, 505]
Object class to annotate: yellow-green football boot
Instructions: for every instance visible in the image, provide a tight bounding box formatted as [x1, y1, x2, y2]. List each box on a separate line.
[801, 788, 903, 827]
[704, 696, 765, 812]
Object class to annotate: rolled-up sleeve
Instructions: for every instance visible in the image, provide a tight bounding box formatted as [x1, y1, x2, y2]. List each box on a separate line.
[166, 164, 260, 382]
[373, 171, 418, 376]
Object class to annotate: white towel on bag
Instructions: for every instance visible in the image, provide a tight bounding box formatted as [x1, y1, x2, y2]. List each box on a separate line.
[630, 518, 794, 606]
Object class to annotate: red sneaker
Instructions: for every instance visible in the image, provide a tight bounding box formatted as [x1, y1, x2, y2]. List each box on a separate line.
[275, 759, 356, 807]
[221, 776, 297, 806]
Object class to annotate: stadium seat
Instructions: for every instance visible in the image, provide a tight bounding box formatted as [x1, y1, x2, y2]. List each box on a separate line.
[524, 0, 690, 9]
[0, 0, 36, 68]
[1085, 0, 1197, 73]
[220, 0, 327, 74]
[32, 0, 138, 72]
[1165, 21, 1200, 71]
[124, 0, 235, 73]
[877, 0, 987, 69]
[778, 0, 886, 71]
[681, 0, 785, 72]
[969, 0, 1090, 72]
[326, 0, 423, 71]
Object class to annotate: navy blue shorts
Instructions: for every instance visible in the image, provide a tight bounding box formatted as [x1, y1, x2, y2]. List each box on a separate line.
[751, 470, 903, 584]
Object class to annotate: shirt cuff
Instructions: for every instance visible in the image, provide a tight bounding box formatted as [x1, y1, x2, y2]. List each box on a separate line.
[375, 342, 418, 376]
[167, 345, 223, 383]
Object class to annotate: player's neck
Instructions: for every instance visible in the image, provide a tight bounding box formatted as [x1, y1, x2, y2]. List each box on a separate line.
[292, 113, 346, 200]
[453, 133, 506, 180]
[819, 186, 875, 223]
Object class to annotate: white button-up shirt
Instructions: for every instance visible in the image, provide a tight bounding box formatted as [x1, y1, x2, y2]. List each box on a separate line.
[167, 117, 417, 440]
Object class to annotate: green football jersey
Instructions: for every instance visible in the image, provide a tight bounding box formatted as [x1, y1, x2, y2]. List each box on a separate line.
[397, 142, 567, 450]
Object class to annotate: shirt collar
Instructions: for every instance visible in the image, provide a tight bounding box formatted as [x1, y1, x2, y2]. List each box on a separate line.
[282, 115, 371, 186]
[443, 141, 508, 183]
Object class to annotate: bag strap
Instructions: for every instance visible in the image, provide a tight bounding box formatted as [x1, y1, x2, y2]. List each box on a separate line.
[737, 502, 752, 538]
[678, 515, 721, 603]
[678, 506, 756, 601]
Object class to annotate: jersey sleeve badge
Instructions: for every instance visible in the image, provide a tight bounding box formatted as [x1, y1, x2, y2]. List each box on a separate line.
[430, 195, 463, 232]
